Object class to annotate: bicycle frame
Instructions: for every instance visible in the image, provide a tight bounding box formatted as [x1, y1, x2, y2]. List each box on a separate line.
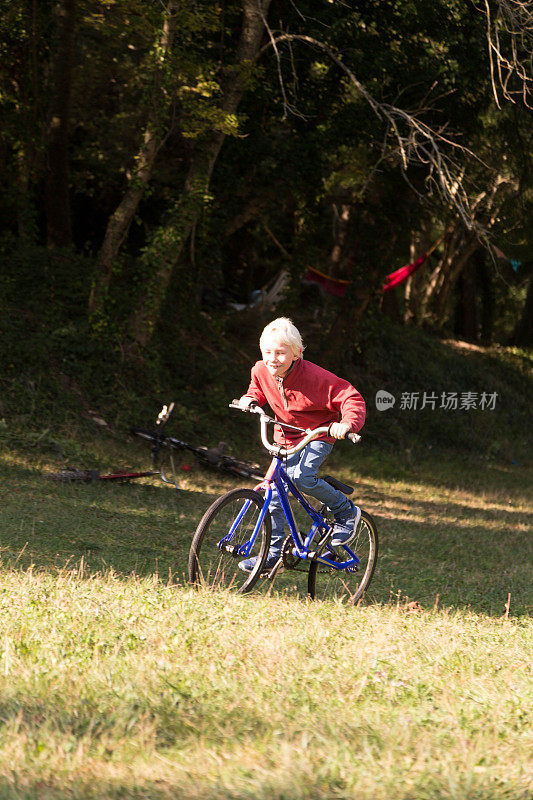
[218, 455, 360, 570]
[266, 457, 360, 569]
[218, 401, 363, 569]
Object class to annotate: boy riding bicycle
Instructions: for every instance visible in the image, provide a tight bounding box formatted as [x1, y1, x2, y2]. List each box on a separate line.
[237, 317, 365, 574]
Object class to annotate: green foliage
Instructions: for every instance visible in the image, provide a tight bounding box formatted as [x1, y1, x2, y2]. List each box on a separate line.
[0, 0, 531, 345]
[0, 0, 531, 452]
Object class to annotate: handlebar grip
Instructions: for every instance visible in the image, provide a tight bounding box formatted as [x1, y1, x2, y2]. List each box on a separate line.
[346, 432, 361, 444]
[327, 422, 361, 443]
[229, 400, 260, 412]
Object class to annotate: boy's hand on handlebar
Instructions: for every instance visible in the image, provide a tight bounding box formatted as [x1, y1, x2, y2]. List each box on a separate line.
[237, 395, 256, 410]
[329, 422, 352, 440]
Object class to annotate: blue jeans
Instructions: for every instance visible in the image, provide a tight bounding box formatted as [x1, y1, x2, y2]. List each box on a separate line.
[268, 440, 352, 557]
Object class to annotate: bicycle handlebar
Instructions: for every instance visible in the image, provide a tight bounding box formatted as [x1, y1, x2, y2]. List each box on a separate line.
[229, 401, 360, 456]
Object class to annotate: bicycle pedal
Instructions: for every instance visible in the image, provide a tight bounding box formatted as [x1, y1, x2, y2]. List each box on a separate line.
[262, 561, 284, 578]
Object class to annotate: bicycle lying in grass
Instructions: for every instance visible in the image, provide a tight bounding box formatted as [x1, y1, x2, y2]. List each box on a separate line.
[189, 402, 378, 603]
[48, 403, 264, 487]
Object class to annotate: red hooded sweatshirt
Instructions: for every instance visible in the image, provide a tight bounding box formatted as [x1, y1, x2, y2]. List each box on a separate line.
[245, 358, 365, 445]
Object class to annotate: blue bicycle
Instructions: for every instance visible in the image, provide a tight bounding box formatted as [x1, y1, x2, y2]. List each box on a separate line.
[188, 403, 378, 603]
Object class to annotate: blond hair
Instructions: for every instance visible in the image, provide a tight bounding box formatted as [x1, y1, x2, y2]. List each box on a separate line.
[260, 317, 304, 357]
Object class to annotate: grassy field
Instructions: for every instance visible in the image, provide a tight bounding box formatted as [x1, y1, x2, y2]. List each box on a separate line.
[0, 434, 531, 799]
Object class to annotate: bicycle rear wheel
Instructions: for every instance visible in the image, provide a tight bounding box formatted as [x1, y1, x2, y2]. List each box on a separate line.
[307, 510, 378, 603]
[188, 488, 271, 593]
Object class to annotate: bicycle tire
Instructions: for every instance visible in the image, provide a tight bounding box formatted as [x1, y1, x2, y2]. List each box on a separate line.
[189, 488, 271, 593]
[307, 510, 378, 603]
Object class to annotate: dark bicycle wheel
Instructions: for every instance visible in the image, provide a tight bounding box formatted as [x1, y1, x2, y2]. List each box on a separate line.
[189, 488, 271, 593]
[307, 510, 378, 603]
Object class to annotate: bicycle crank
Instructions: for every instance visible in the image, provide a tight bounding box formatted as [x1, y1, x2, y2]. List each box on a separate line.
[282, 536, 304, 570]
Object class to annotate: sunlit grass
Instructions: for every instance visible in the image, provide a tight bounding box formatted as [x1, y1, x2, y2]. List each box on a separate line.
[0, 569, 531, 799]
[0, 438, 531, 798]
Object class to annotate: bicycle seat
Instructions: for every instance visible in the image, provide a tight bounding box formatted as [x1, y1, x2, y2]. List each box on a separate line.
[322, 474, 354, 495]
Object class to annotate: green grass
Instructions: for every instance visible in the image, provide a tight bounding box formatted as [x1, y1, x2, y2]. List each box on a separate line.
[1, 434, 531, 615]
[0, 574, 531, 799]
[1, 232, 531, 797]
[0, 433, 531, 798]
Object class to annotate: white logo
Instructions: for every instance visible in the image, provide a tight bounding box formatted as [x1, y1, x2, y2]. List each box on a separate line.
[375, 390, 396, 411]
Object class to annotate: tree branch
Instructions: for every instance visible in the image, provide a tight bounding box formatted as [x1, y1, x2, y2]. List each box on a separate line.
[260, 32, 491, 234]
[481, 0, 533, 109]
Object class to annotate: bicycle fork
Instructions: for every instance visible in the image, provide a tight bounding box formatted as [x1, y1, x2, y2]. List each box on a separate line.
[218, 487, 273, 559]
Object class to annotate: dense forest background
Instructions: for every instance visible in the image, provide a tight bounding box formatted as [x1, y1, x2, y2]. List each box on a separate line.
[0, 0, 531, 459]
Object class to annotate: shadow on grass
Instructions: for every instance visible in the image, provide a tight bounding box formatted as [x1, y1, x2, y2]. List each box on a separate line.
[0, 457, 531, 617]
[331, 449, 533, 497]
[0, 459, 222, 580]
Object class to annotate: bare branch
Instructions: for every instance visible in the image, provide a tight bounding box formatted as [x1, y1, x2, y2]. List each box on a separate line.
[257, 5, 308, 119]
[260, 32, 493, 233]
[481, 0, 533, 108]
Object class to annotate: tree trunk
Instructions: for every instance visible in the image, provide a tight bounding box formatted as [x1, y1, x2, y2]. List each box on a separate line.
[129, 0, 272, 348]
[419, 176, 513, 331]
[16, 148, 34, 242]
[15, 0, 40, 242]
[403, 221, 434, 325]
[455, 260, 479, 341]
[88, 0, 178, 318]
[509, 267, 533, 347]
[476, 252, 494, 344]
[44, 0, 75, 248]
[420, 225, 460, 323]
[420, 222, 479, 331]
[430, 236, 479, 329]
[328, 203, 352, 276]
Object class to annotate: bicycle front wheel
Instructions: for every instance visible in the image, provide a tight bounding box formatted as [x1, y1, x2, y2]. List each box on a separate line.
[188, 488, 271, 593]
[307, 510, 378, 604]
